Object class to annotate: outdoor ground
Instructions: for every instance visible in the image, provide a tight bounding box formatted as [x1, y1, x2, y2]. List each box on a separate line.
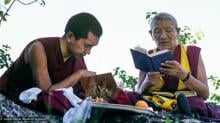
[0, 93, 209, 123]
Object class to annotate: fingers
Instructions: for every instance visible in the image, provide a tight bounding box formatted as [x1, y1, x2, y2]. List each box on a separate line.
[147, 72, 162, 86]
[160, 61, 176, 74]
[160, 63, 176, 75]
[160, 60, 178, 68]
[159, 60, 185, 78]
[147, 72, 161, 78]
[147, 72, 161, 80]
[147, 71, 160, 75]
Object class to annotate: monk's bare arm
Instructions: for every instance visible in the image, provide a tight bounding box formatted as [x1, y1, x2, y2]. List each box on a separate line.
[184, 55, 209, 99]
[25, 41, 83, 90]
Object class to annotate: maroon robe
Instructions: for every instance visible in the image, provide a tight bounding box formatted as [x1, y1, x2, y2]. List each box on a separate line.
[148, 44, 200, 92]
[0, 37, 87, 102]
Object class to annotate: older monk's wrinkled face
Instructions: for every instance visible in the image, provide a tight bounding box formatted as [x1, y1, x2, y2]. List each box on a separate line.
[150, 20, 180, 51]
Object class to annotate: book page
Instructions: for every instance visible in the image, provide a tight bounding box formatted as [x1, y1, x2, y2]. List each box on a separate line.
[149, 49, 171, 57]
[133, 46, 148, 55]
[132, 46, 171, 57]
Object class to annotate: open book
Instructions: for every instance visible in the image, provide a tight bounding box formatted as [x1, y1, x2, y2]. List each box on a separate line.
[152, 91, 197, 98]
[80, 73, 117, 100]
[130, 46, 172, 72]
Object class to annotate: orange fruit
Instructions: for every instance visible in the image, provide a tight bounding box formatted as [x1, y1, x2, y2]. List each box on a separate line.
[135, 100, 148, 108]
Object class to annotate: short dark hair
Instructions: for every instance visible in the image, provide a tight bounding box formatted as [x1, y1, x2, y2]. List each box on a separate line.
[150, 12, 178, 30]
[64, 12, 103, 40]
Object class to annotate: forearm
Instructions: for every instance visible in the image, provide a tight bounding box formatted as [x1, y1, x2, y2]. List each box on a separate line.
[49, 71, 82, 90]
[184, 74, 209, 100]
[183, 55, 209, 100]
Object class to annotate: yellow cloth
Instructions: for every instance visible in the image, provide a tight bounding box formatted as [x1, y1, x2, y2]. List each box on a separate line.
[144, 45, 192, 111]
[143, 95, 177, 110]
[149, 44, 191, 92]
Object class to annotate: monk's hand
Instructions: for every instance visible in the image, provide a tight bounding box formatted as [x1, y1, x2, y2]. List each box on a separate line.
[159, 60, 188, 80]
[146, 72, 162, 87]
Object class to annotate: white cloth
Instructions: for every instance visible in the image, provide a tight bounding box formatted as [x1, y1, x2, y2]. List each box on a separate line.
[19, 87, 42, 104]
[19, 87, 82, 106]
[63, 100, 92, 123]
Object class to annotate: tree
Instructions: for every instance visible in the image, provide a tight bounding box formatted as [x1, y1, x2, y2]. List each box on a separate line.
[0, 0, 45, 26]
[0, 0, 46, 68]
[113, 67, 137, 91]
[208, 76, 220, 103]
[0, 44, 12, 69]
